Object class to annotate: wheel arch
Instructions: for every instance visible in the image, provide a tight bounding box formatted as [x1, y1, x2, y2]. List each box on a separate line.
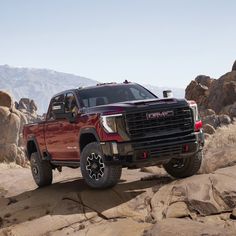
[26, 137, 42, 160]
[79, 128, 100, 153]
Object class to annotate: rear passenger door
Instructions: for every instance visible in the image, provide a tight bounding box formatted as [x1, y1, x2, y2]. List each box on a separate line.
[58, 92, 80, 160]
[45, 94, 66, 159]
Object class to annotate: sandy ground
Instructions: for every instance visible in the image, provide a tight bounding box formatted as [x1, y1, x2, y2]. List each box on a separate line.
[0, 166, 167, 236]
[1, 157, 236, 236]
[1, 73, 236, 235]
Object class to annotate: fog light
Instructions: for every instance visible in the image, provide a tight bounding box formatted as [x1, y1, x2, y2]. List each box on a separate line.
[141, 151, 148, 159]
[183, 144, 189, 152]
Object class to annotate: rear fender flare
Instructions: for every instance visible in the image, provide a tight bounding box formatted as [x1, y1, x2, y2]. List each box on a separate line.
[26, 137, 42, 160]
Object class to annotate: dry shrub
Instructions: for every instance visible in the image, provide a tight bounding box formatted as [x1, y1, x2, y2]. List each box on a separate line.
[0, 162, 22, 169]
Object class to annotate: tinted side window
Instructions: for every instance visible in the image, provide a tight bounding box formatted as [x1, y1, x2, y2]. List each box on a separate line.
[82, 96, 108, 107]
[65, 92, 78, 113]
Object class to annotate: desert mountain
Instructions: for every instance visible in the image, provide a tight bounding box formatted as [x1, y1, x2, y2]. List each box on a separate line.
[0, 65, 98, 114]
[144, 84, 184, 99]
[0, 65, 184, 114]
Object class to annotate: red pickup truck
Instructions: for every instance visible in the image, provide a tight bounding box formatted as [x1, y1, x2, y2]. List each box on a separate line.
[23, 82, 204, 189]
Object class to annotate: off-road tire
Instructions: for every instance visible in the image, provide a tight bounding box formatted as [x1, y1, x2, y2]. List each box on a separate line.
[80, 142, 122, 189]
[30, 152, 53, 187]
[163, 151, 202, 178]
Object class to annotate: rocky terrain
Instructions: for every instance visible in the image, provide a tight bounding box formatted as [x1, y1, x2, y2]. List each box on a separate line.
[1, 62, 236, 235]
[0, 91, 42, 167]
[1, 106, 236, 235]
[1, 139, 236, 235]
[185, 60, 236, 136]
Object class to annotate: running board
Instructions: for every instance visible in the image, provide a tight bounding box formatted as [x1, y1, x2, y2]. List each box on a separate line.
[51, 160, 80, 167]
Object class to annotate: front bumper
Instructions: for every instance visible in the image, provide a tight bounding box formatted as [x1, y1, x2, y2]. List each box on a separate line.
[101, 130, 204, 168]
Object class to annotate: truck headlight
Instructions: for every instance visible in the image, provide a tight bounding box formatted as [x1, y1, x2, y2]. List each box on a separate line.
[188, 101, 202, 131]
[190, 103, 199, 122]
[100, 114, 122, 133]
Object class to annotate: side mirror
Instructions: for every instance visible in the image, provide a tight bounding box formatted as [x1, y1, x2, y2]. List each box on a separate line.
[51, 102, 77, 122]
[52, 102, 65, 119]
[163, 90, 173, 98]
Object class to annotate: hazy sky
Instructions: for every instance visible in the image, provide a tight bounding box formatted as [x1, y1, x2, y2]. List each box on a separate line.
[0, 0, 235, 88]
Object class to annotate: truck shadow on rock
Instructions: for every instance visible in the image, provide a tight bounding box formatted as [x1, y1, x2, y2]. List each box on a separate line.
[0, 175, 172, 228]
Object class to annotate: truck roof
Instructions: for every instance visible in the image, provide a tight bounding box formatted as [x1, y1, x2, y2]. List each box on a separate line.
[52, 81, 134, 97]
[78, 81, 132, 90]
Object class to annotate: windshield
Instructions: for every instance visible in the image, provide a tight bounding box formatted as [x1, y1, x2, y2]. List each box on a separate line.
[78, 84, 157, 108]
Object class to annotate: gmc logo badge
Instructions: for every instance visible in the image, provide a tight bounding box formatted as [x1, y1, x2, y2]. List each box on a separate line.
[146, 111, 174, 120]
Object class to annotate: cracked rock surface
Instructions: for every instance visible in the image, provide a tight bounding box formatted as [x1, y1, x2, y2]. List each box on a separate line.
[0, 166, 236, 236]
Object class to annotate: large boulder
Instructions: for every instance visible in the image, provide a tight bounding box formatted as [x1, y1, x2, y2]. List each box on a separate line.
[185, 79, 210, 109]
[185, 61, 236, 117]
[17, 98, 42, 123]
[203, 124, 215, 135]
[232, 60, 236, 71]
[200, 110, 232, 134]
[228, 102, 236, 118]
[195, 75, 213, 87]
[0, 107, 20, 163]
[0, 91, 37, 166]
[199, 108, 215, 117]
[18, 98, 37, 113]
[207, 71, 236, 113]
[202, 114, 220, 128]
[0, 91, 13, 108]
[218, 114, 231, 125]
[151, 166, 236, 221]
[200, 123, 236, 174]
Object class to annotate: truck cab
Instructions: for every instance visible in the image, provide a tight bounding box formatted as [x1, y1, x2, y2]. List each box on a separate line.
[23, 82, 204, 189]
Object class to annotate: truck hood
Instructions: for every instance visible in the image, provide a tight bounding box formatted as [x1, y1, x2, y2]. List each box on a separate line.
[84, 98, 189, 115]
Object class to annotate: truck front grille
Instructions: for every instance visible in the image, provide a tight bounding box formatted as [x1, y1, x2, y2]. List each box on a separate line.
[132, 133, 196, 159]
[125, 106, 194, 139]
